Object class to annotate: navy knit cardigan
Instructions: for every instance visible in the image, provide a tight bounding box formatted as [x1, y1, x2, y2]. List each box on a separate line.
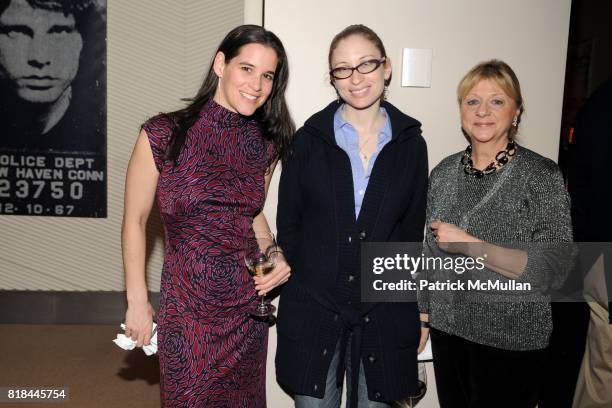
[275, 100, 428, 404]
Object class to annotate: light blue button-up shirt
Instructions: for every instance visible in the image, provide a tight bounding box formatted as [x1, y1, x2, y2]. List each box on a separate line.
[333, 105, 392, 218]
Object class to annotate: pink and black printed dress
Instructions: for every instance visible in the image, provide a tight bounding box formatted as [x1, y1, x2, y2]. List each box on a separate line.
[142, 99, 277, 407]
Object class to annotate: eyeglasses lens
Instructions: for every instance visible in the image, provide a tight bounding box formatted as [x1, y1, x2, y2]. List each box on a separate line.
[331, 58, 385, 80]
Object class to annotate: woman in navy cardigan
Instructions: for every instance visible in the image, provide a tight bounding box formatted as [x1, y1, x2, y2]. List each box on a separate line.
[275, 24, 428, 408]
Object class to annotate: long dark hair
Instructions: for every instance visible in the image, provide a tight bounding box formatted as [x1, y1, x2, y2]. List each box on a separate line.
[164, 24, 294, 164]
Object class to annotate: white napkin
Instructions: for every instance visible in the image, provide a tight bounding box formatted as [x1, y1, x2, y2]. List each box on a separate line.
[417, 335, 433, 361]
[112, 323, 158, 356]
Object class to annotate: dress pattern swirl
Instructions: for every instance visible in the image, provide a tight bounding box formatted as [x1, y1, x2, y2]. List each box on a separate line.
[143, 99, 276, 407]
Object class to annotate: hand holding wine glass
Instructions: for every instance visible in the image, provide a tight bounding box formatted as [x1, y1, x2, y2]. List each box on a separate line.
[244, 231, 291, 317]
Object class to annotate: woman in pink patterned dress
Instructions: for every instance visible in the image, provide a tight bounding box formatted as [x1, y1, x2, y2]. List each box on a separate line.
[121, 25, 294, 407]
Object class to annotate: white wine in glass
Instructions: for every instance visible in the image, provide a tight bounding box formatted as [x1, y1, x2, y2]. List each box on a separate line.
[243, 232, 277, 318]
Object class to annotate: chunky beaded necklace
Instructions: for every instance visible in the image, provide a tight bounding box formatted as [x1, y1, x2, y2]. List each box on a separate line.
[461, 140, 516, 178]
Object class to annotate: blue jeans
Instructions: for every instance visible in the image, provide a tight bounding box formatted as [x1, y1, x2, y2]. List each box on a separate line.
[294, 341, 391, 408]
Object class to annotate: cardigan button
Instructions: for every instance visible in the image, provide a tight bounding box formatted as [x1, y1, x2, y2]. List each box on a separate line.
[374, 391, 382, 399]
[314, 384, 319, 391]
[348, 275, 355, 282]
[368, 354, 376, 363]
[359, 230, 367, 240]
[363, 315, 370, 323]
[348, 236, 352, 243]
[322, 348, 328, 356]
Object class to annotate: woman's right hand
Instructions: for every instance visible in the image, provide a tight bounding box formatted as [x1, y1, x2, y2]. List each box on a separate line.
[124, 301, 155, 348]
[122, 129, 158, 349]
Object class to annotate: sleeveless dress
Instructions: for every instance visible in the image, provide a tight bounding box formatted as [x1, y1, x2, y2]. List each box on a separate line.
[142, 99, 277, 407]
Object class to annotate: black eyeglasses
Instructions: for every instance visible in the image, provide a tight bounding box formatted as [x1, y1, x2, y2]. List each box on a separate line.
[330, 57, 386, 80]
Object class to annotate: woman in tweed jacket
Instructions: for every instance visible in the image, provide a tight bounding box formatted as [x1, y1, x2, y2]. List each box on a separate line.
[418, 60, 574, 408]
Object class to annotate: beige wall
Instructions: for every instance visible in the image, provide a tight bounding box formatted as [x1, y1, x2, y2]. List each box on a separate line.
[264, 0, 571, 167]
[261, 0, 571, 406]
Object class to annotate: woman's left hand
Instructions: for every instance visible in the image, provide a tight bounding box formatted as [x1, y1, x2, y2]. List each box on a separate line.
[254, 253, 291, 296]
[417, 313, 430, 354]
[430, 220, 481, 254]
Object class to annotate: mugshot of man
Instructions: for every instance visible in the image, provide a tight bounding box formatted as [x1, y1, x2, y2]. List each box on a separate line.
[0, 0, 106, 153]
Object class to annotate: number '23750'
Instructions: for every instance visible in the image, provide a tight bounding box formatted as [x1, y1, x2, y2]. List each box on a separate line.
[0, 180, 83, 200]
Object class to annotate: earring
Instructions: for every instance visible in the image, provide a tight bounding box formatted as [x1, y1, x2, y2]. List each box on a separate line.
[337, 94, 341, 104]
[512, 117, 518, 127]
[383, 85, 388, 101]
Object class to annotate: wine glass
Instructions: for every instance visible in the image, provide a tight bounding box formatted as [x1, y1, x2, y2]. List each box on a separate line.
[243, 232, 277, 318]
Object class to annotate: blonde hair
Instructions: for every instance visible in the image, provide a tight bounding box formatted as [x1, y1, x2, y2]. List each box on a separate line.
[457, 60, 524, 137]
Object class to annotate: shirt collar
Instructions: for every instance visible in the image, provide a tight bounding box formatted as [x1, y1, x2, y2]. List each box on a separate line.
[333, 105, 350, 133]
[333, 104, 392, 143]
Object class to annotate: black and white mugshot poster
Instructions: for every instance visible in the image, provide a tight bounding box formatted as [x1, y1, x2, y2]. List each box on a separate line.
[0, 0, 107, 217]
